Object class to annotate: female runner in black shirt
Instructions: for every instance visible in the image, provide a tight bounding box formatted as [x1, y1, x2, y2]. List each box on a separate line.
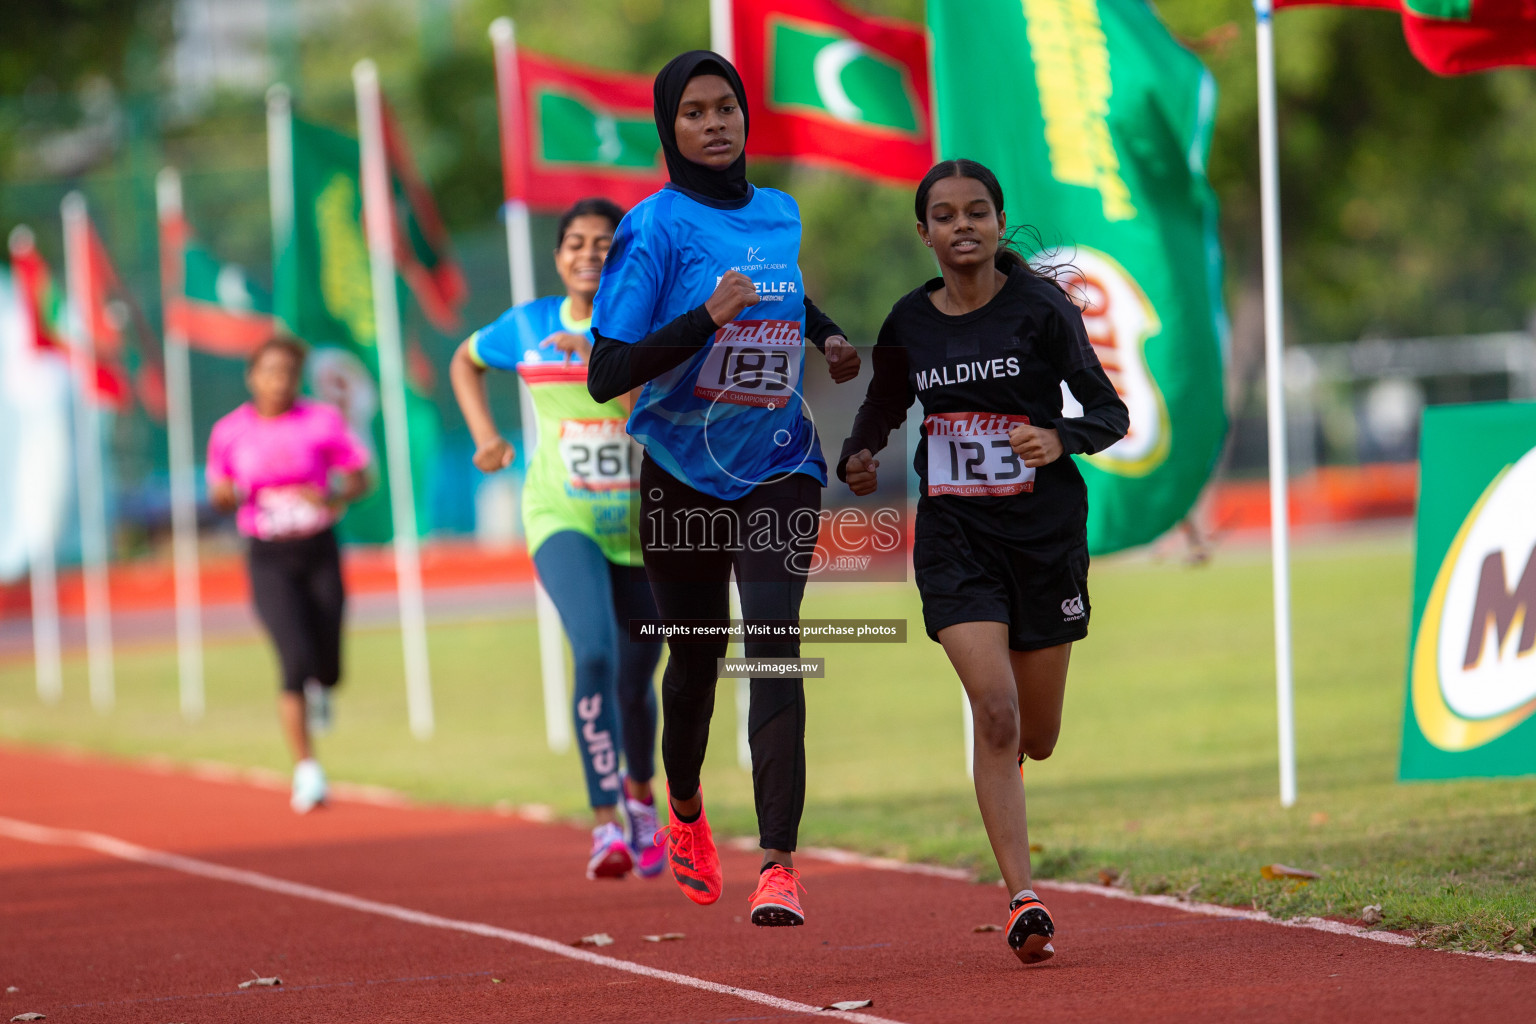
[839, 159, 1128, 965]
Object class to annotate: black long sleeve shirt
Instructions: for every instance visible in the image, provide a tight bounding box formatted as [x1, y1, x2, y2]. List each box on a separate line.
[838, 265, 1129, 547]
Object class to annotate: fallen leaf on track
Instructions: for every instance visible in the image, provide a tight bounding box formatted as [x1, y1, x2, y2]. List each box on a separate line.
[11, 1014, 46, 1021]
[641, 933, 685, 942]
[491, 978, 503, 984]
[820, 1000, 873, 1011]
[573, 933, 615, 947]
[1260, 863, 1320, 881]
[1361, 905, 1384, 925]
[4, 988, 17, 994]
[972, 924, 1002, 933]
[236, 976, 281, 989]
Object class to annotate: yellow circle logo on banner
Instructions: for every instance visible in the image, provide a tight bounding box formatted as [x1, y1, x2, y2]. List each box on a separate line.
[1412, 444, 1536, 751]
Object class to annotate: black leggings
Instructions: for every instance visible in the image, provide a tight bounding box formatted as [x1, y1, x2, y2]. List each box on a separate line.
[640, 455, 820, 852]
[248, 528, 346, 694]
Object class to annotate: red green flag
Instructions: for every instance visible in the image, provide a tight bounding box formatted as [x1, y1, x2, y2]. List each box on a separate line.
[160, 206, 279, 358]
[1273, 0, 1536, 75]
[8, 228, 67, 355]
[497, 46, 666, 212]
[76, 216, 163, 418]
[729, 0, 934, 183]
[380, 99, 468, 331]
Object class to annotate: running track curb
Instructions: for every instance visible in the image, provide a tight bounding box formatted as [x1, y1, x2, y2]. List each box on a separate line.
[0, 816, 907, 1024]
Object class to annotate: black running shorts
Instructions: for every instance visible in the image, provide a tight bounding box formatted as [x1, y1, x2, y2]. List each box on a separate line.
[912, 503, 1090, 652]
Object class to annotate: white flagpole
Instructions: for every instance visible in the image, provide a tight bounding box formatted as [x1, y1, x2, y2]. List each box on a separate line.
[710, 0, 734, 60]
[1255, 0, 1297, 808]
[353, 59, 435, 740]
[60, 192, 115, 713]
[156, 168, 206, 721]
[9, 227, 65, 705]
[266, 85, 295, 290]
[491, 16, 572, 755]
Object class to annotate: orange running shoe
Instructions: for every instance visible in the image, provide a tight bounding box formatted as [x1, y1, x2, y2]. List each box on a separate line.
[749, 863, 805, 927]
[1006, 890, 1056, 964]
[656, 786, 722, 905]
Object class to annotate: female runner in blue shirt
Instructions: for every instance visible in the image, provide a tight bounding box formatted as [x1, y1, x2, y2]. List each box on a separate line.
[587, 50, 859, 927]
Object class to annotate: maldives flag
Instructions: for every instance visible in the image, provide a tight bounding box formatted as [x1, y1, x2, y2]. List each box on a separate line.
[730, 0, 934, 183]
[380, 99, 468, 331]
[496, 46, 666, 212]
[8, 228, 67, 355]
[1273, 0, 1536, 75]
[71, 213, 159, 416]
[160, 206, 278, 358]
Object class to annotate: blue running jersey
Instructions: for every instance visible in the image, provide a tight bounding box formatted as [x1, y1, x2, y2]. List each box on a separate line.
[592, 185, 826, 500]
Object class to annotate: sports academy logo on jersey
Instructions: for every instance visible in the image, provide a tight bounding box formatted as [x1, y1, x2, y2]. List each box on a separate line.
[1410, 442, 1536, 755]
[1048, 247, 1170, 477]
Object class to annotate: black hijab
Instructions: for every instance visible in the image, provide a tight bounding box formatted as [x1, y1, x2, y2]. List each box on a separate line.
[653, 50, 750, 203]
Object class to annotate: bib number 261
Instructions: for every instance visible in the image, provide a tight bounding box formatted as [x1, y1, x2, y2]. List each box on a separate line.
[559, 420, 637, 491]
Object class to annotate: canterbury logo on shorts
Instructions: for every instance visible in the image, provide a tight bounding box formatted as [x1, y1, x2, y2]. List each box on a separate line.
[1061, 595, 1085, 621]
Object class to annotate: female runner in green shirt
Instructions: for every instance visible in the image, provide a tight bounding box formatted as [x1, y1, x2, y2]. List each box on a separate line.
[450, 198, 664, 880]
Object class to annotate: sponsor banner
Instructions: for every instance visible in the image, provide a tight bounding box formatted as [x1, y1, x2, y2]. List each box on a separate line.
[928, 0, 1229, 554]
[1402, 400, 1536, 780]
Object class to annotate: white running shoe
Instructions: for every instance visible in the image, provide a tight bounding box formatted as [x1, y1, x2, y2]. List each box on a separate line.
[586, 821, 634, 879]
[291, 758, 328, 814]
[303, 680, 332, 736]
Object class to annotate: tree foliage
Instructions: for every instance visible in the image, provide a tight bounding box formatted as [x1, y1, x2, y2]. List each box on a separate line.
[8, 0, 1536, 349]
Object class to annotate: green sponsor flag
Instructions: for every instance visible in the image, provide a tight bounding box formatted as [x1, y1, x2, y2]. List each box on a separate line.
[928, 0, 1229, 554]
[272, 114, 438, 544]
[1402, 401, 1536, 781]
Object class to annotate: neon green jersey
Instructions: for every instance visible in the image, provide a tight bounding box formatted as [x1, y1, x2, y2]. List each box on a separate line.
[467, 296, 640, 564]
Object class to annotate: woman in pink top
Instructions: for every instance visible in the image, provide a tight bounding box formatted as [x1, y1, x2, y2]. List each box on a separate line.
[207, 337, 371, 813]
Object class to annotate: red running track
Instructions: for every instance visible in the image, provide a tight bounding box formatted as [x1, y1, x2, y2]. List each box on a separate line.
[0, 746, 1530, 1024]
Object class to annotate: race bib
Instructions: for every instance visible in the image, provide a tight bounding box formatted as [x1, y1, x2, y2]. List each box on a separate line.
[924, 412, 1036, 497]
[558, 419, 638, 492]
[253, 484, 332, 540]
[692, 320, 803, 408]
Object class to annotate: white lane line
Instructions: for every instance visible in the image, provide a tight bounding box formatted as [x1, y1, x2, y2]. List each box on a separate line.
[0, 816, 906, 1024]
[776, 843, 1535, 966]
